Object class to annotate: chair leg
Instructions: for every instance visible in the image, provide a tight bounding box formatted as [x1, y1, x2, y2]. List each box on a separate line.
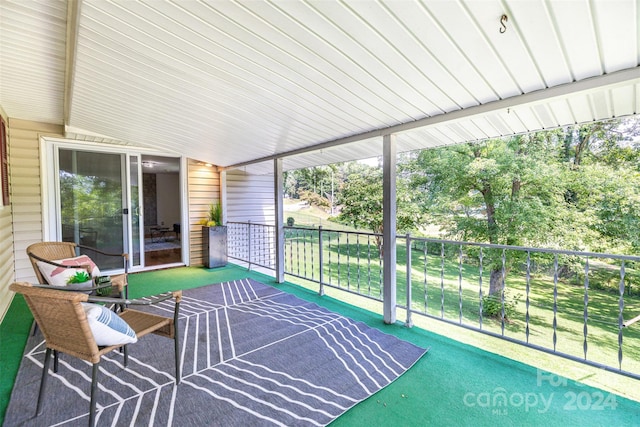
[174, 302, 181, 384]
[89, 362, 100, 427]
[30, 319, 39, 336]
[36, 348, 52, 416]
[53, 350, 59, 373]
[123, 345, 128, 367]
[174, 334, 181, 384]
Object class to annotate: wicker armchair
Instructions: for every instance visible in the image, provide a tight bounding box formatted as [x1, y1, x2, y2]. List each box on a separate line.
[26, 241, 129, 298]
[10, 282, 182, 427]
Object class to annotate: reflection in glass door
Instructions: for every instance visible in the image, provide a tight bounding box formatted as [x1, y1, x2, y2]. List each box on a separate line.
[58, 149, 126, 270]
[129, 155, 142, 267]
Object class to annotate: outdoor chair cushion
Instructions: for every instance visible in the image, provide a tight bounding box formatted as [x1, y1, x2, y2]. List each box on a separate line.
[81, 303, 137, 346]
[36, 255, 101, 288]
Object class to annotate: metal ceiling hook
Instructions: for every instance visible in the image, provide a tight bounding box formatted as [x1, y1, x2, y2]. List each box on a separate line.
[500, 14, 508, 33]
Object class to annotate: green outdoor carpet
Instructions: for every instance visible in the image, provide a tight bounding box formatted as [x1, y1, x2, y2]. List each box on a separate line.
[2, 264, 639, 426]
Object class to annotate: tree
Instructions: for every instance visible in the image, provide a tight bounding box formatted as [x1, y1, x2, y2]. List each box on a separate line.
[337, 163, 422, 255]
[405, 133, 569, 295]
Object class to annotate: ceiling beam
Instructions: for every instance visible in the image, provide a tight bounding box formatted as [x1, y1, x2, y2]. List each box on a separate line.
[63, 0, 82, 127]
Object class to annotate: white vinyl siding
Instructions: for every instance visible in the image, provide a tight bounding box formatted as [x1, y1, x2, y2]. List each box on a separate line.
[226, 170, 275, 225]
[0, 196, 13, 322]
[187, 159, 221, 266]
[0, 118, 63, 322]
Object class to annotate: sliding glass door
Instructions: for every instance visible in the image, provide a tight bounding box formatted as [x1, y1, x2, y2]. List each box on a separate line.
[53, 144, 183, 272]
[58, 149, 127, 269]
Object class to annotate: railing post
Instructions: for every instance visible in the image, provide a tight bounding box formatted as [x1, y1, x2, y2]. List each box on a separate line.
[405, 233, 413, 328]
[318, 226, 324, 296]
[618, 260, 626, 370]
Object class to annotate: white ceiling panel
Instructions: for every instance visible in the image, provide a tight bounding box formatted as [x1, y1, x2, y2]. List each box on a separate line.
[547, 99, 576, 127]
[548, 0, 603, 81]
[0, 0, 67, 124]
[0, 0, 638, 174]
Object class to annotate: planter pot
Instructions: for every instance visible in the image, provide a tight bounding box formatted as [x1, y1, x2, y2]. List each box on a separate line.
[68, 279, 93, 294]
[203, 225, 227, 268]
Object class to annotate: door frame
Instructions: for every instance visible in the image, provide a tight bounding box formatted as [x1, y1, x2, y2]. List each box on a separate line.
[40, 137, 190, 272]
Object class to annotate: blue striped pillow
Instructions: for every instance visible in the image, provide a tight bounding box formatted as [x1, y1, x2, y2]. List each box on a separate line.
[81, 303, 137, 346]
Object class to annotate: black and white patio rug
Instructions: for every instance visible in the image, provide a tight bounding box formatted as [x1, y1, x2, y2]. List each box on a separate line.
[5, 279, 429, 426]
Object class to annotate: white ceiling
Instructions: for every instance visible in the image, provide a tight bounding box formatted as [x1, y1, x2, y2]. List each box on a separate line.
[1, 0, 639, 175]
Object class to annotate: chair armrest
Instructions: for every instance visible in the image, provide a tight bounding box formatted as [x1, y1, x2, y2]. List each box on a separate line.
[77, 244, 128, 260]
[87, 291, 179, 306]
[29, 282, 115, 293]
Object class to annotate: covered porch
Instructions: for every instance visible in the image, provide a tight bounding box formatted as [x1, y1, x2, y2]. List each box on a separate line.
[1, 0, 640, 425]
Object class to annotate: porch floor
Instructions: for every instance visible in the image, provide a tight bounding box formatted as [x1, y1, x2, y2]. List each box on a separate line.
[2, 264, 639, 426]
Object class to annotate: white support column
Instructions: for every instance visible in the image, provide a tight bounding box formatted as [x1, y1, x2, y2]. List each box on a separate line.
[383, 134, 397, 324]
[274, 158, 285, 283]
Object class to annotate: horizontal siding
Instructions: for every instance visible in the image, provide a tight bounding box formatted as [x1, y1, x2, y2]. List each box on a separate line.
[0, 112, 14, 321]
[10, 118, 63, 286]
[226, 170, 275, 225]
[1, 118, 62, 321]
[187, 159, 220, 266]
[0, 201, 14, 322]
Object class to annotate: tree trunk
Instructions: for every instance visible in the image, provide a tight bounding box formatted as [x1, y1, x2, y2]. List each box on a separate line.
[489, 268, 504, 296]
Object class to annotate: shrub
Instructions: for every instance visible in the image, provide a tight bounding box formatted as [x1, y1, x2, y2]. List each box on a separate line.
[287, 217, 295, 226]
[482, 290, 521, 321]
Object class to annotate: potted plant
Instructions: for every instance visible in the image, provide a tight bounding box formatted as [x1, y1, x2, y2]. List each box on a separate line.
[67, 270, 93, 291]
[201, 202, 227, 268]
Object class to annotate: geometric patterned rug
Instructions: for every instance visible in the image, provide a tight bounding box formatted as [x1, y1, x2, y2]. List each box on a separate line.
[5, 279, 429, 426]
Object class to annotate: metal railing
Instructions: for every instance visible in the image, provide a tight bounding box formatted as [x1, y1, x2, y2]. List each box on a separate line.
[228, 221, 276, 270]
[227, 221, 640, 380]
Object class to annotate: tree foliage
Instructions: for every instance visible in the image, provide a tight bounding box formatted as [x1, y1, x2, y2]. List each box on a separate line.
[337, 163, 422, 253]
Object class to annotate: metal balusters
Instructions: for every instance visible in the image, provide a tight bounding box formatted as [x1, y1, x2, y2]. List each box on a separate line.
[259, 225, 263, 266]
[288, 228, 293, 274]
[367, 235, 372, 296]
[458, 244, 463, 324]
[356, 238, 361, 294]
[553, 254, 559, 352]
[318, 226, 324, 296]
[583, 257, 589, 360]
[500, 249, 506, 336]
[337, 233, 341, 288]
[479, 247, 484, 330]
[525, 251, 531, 343]
[310, 229, 315, 281]
[303, 229, 308, 277]
[296, 228, 301, 276]
[327, 232, 332, 286]
[378, 237, 383, 299]
[247, 222, 252, 270]
[440, 243, 445, 319]
[424, 242, 428, 314]
[406, 234, 413, 327]
[347, 233, 351, 290]
[618, 260, 626, 370]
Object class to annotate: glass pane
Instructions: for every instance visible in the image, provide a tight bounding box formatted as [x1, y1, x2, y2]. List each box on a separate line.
[59, 149, 124, 270]
[130, 156, 141, 267]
